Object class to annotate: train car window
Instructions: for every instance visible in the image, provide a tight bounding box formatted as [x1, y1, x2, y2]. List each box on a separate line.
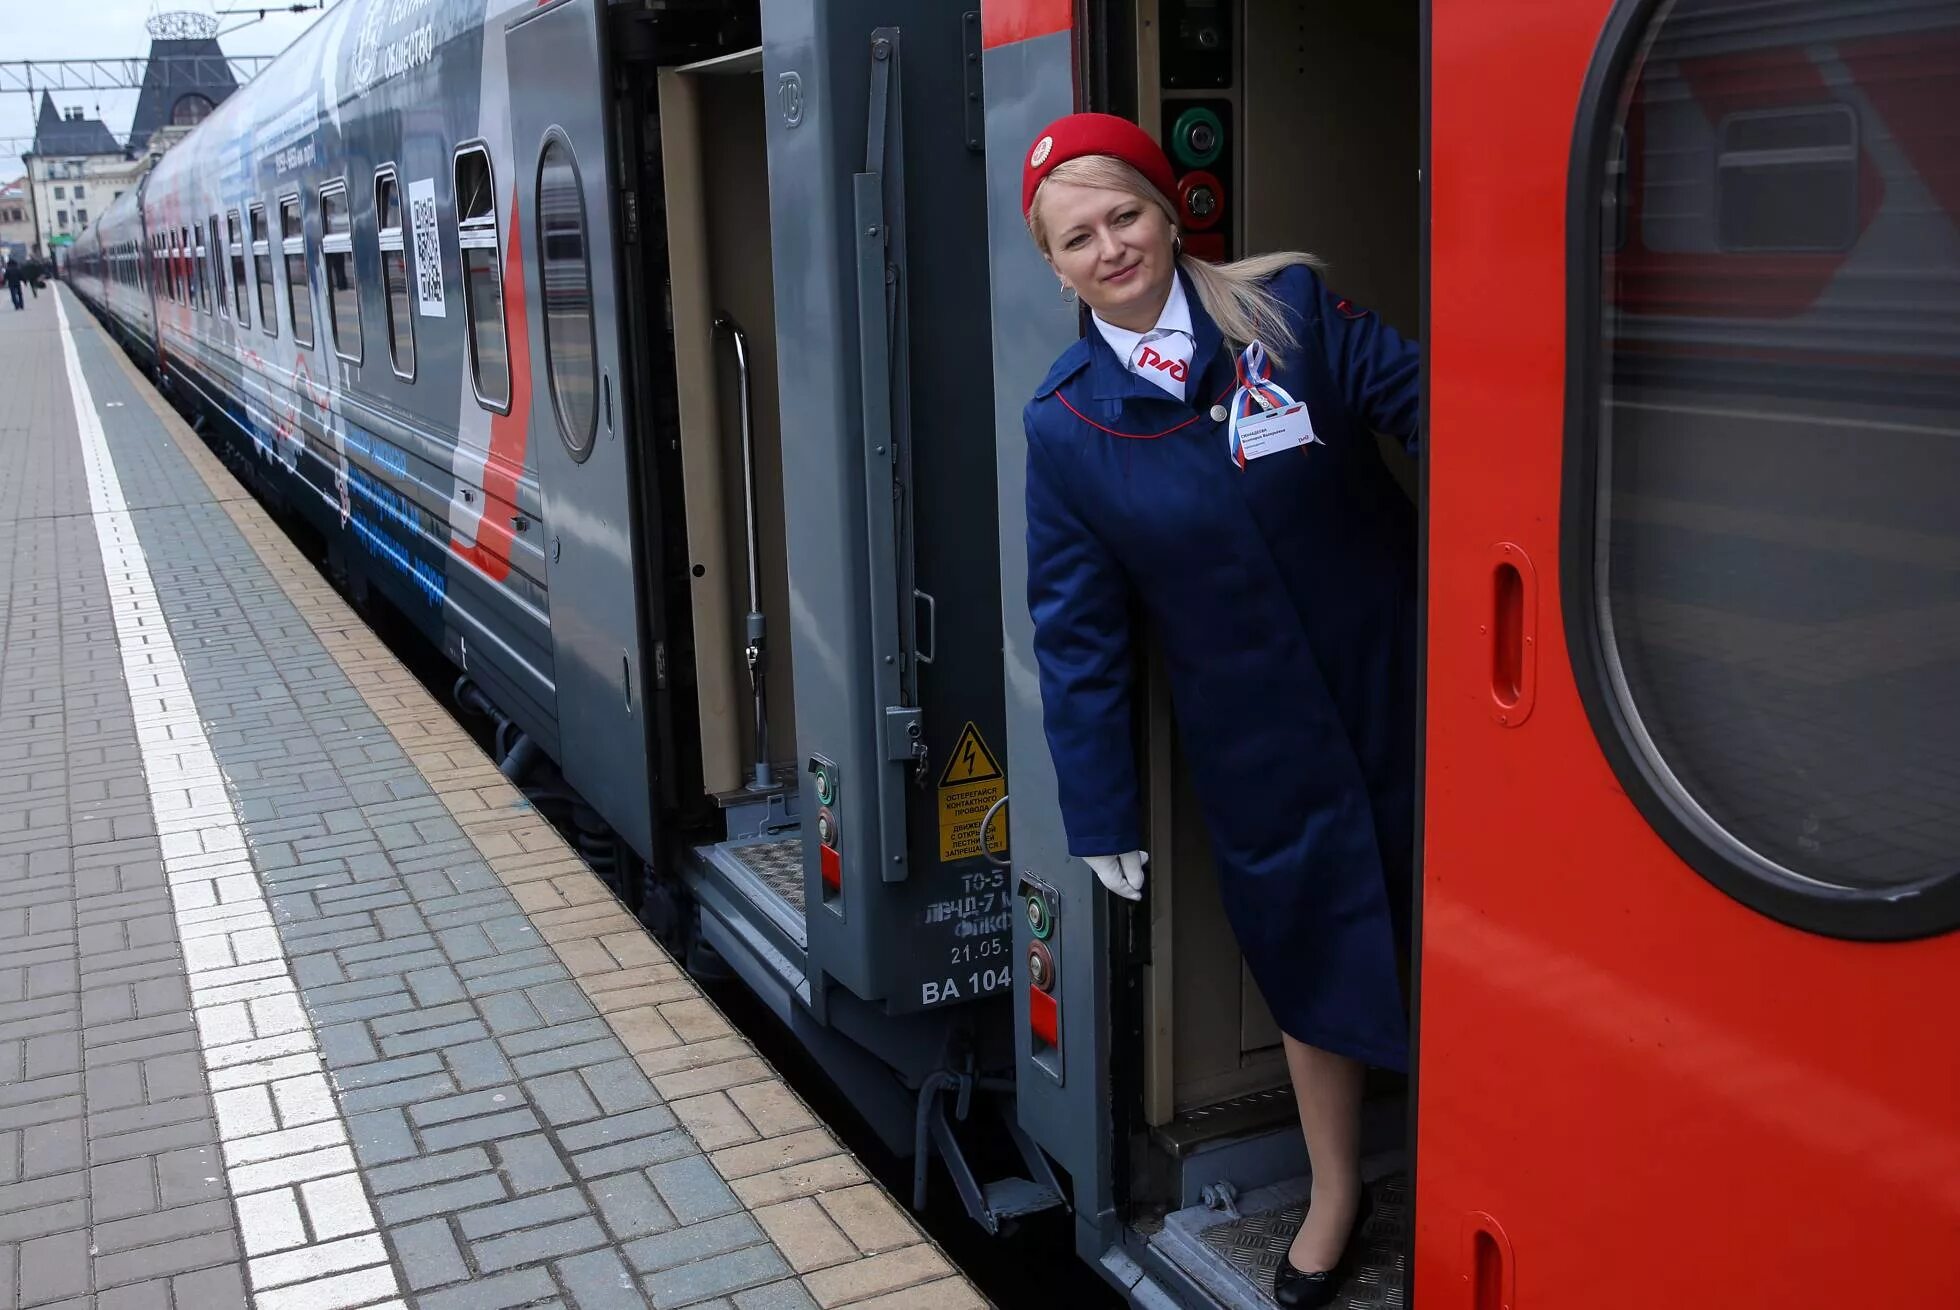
[1570, 0, 1960, 939]
[192, 226, 206, 313]
[536, 135, 596, 457]
[281, 194, 314, 347]
[374, 169, 415, 380]
[454, 145, 511, 412]
[321, 182, 362, 364]
[251, 203, 277, 337]
[210, 216, 229, 321]
[228, 211, 250, 327]
[1716, 106, 1858, 252]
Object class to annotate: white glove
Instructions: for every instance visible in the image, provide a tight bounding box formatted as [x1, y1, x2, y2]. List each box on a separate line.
[1085, 850, 1148, 901]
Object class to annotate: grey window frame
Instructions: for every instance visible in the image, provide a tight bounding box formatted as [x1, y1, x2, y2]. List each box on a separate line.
[373, 166, 415, 381]
[534, 130, 598, 459]
[250, 202, 277, 337]
[280, 192, 314, 348]
[453, 142, 511, 415]
[320, 178, 362, 365]
[228, 210, 250, 327]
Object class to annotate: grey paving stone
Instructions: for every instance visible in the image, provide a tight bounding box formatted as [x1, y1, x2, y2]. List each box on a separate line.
[494, 1133, 573, 1195]
[391, 1217, 472, 1290]
[408, 1085, 523, 1128]
[170, 1262, 249, 1310]
[18, 1227, 90, 1305]
[457, 1185, 590, 1240]
[446, 1035, 521, 1090]
[337, 1069, 457, 1113]
[414, 1267, 557, 1310]
[92, 1198, 232, 1253]
[732, 1279, 821, 1310]
[530, 1070, 603, 1126]
[624, 1214, 769, 1275]
[0, 1198, 88, 1242]
[560, 1106, 677, 1154]
[99, 1277, 172, 1310]
[478, 990, 546, 1037]
[95, 1228, 240, 1288]
[379, 1017, 491, 1058]
[347, 1107, 418, 1165]
[375, 1171, 510, 1225]
[559, 1247, 646, 1310]
[420, 1106, 543, 1152]
[580, 1060, 656, 1117]
[326, 1050, 445, 1092]
[646, 1155, 744, 1227]
[645, 1244, 794, 1310]
[89, 1158, 160, 1221]
[575, 1130, 698, 1180]
[364, 1146, 493, 1195]
[473, 1215, 610, 1274]
[591, 1169, 679, 1240]
[155, 1144, 228, 1207]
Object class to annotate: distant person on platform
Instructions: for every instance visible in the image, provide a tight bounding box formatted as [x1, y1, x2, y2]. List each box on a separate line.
[25, 258, 42, 297]
[4, 258, 23, 311]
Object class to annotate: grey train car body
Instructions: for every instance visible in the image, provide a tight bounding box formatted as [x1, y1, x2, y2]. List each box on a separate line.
[69, 0, 1025, 1222]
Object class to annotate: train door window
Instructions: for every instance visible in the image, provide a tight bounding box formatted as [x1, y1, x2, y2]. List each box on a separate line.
[280, 194, 314, 347]
[228, 211, 250, 327]
[1573, 0, 1960, 938]
[535, 134, 596, 457]
[210, 216, 228, 320]
[453, 144, 510, 411]
[1716, 106, 1858, 252]
[321, 181, 361, 364]
[374, 169, 415, 380]
[251, 202, 277, 337]
[191, 226, 205, 313]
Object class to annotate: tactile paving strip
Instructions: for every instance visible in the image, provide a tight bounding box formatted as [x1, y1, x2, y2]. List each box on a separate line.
[1196, 1173, 1408, 1308]
[729, 837, 806, 915]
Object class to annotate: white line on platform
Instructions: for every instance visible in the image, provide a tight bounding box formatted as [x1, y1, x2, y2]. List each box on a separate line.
[56, 293, 408, 1310]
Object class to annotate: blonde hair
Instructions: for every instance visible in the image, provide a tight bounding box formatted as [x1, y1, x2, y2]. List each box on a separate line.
[1027, 155, 1320, 358]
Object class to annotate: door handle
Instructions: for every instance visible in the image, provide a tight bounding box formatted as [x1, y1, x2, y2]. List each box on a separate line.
[1465, 1212, 1516, 1310]
[1487, 542, 1537, 728]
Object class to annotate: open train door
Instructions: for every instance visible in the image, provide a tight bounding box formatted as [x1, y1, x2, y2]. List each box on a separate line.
[1421, 0, 1960, 1304]
[504, 0, 656, 859]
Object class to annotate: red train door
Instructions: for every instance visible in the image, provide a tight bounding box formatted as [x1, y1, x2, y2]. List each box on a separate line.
[1422, 0, 1960, 1305]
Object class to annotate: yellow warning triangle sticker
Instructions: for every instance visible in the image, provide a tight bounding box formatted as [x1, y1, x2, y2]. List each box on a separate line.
[938, 722, 1003, 787]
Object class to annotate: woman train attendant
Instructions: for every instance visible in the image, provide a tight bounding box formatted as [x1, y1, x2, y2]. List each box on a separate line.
[1019, 114, 1420, 1306]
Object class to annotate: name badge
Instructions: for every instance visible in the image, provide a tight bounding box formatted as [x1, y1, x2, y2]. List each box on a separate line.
[1235, 402, 1321, 461]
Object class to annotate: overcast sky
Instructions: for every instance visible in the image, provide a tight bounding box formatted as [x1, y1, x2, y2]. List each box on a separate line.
[0, 0, 334, 180]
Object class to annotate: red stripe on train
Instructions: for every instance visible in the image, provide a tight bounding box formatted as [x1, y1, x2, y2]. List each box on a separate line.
[450, 188, 530, 582]
[981, 0, 1071, 49]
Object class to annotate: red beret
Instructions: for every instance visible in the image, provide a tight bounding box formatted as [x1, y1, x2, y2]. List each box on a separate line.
[1021, 112, 1177, 219]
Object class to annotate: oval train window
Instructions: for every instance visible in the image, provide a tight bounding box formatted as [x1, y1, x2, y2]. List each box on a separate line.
[1569, 0, 1960, 938]
[537, 135, 598, 459]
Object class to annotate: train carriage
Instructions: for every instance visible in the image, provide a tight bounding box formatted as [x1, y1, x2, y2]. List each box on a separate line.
[67, 0, 1960, 1304]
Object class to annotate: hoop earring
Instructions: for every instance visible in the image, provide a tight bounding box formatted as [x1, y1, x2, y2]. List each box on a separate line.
[1172, 235, 1184, 258]
[1059, 282, 1077, 303]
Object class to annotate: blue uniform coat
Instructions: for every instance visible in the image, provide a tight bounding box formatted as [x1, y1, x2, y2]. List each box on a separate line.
[1024, 264, 1420, 1070]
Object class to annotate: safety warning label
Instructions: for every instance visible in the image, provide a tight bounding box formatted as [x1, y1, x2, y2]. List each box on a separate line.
[937, 722, 1006, 863]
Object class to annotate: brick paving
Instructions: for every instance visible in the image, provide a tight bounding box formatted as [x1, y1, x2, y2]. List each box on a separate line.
[0, 287, 984, 1309]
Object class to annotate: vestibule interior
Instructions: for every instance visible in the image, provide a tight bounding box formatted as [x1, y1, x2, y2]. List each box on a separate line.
[1130, 0, 1421, 1157]
[658, 51, 802, 819]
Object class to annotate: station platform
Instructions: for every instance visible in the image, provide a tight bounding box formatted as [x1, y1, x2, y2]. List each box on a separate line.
[0, 287, 985, 1310]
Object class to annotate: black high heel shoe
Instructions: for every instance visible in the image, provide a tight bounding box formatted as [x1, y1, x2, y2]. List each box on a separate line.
[1271, 1187, 1374, 1308]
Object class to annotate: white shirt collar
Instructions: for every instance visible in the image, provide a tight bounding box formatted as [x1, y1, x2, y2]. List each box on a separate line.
[1090, 274, 1193, 368]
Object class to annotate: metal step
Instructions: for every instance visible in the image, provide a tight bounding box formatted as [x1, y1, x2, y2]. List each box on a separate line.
[1147, 1170, 1407, 1309]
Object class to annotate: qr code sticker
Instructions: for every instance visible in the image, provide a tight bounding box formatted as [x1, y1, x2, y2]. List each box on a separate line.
[408, 177, 446, 318]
